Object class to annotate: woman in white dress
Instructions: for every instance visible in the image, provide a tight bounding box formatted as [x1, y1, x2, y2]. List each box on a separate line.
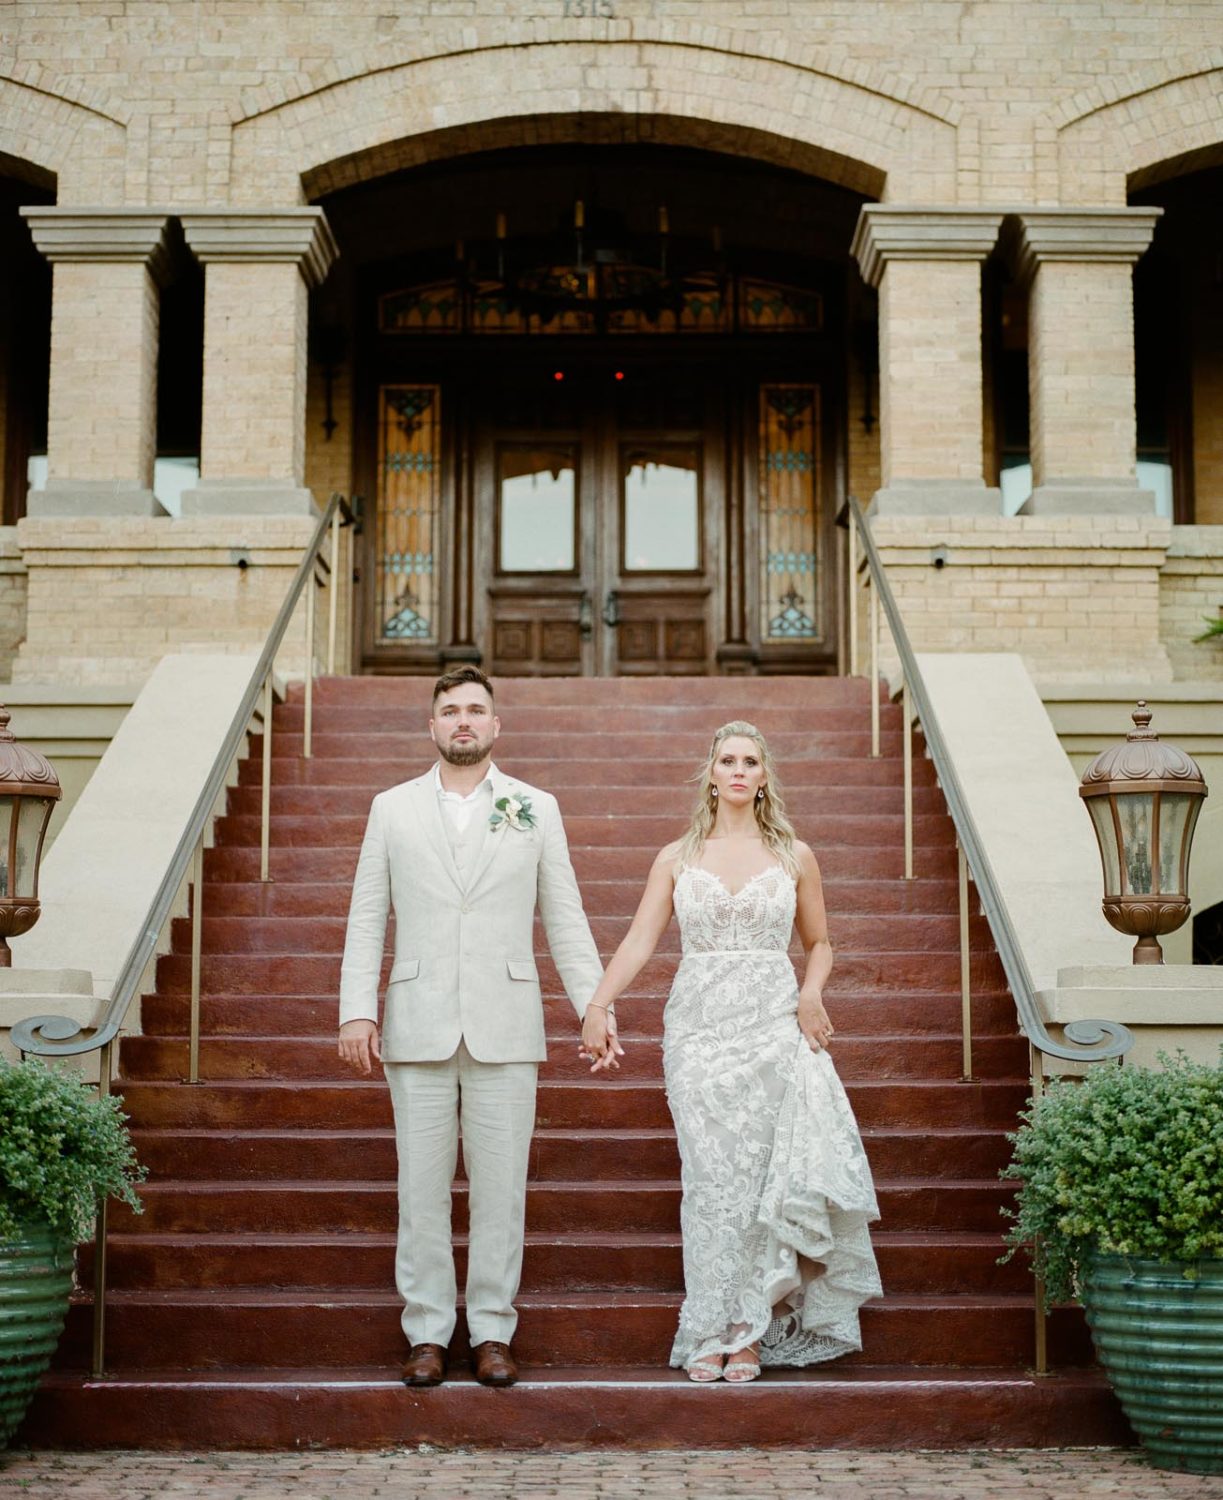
[580, 721, 882, 1383]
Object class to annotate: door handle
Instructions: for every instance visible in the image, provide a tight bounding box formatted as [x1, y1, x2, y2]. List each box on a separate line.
[578, 590, 593, 640]
[602, 589, 621, 627]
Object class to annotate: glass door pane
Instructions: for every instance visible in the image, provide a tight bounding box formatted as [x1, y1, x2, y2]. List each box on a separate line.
[622, 446, 700, 572]
[498, 444, 577, 572]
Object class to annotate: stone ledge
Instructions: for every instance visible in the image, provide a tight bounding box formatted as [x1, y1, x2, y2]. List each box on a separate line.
[179, 209, 338, 288]
[850, 206, 1004, 288]
[20, 208, 172, 282]
[1015, 208, 1162, 280]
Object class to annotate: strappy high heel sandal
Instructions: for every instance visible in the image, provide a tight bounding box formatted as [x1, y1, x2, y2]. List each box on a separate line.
[686, 1354, 725, 1383]
[723, 1347, 762, 1383]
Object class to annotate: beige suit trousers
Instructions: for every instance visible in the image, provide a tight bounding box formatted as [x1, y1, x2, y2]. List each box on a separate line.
[385, 1041, 538, 1348]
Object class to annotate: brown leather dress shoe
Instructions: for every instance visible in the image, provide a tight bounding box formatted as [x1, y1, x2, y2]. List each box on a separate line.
[401, 1343, 447, 1387]
[472, 1340, 518, 1387]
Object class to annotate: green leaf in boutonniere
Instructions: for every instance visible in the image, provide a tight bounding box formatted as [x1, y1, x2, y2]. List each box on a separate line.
[489, 792, 537, 832]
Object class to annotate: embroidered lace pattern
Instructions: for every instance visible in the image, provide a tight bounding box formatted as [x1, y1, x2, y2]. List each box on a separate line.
[663, 863, 883, 1370]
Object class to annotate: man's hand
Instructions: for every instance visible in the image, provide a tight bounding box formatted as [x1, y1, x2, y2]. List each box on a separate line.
[339, 1019, 382, 1075]
[580, 1005, 626, 1075]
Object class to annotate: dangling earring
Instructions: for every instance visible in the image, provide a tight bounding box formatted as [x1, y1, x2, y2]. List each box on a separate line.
[711, 787, 719, 799]
[757, 788, 765, 801]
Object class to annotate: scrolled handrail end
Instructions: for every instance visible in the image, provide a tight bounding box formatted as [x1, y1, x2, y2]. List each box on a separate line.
[10, 1014, 122, 1059]
[1037, 1017, 1135, 1066]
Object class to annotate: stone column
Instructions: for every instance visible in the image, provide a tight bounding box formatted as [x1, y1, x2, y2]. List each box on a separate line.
[180, 210, 338, 516]
[20, 210, 171, 517]
[851, 207, 1003, 516]
[1017, 209, 1162, 515]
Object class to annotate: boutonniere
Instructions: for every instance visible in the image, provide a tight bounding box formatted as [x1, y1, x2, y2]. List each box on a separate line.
[489, 792, 536, 833]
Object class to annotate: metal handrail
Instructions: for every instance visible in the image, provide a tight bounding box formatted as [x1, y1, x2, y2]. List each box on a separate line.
[846, 495, 1133, 1070]
[11, 490, 353, 1375]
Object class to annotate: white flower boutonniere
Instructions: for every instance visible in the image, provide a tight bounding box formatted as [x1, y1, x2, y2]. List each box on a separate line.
[489, 792, 536, 833]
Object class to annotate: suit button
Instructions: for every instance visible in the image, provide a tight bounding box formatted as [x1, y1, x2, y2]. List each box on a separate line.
[461, 904, 471, 914]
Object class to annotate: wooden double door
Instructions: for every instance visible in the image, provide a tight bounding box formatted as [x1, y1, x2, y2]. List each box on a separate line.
[362, 349, 836, 676]
[475, 357, 719, 675]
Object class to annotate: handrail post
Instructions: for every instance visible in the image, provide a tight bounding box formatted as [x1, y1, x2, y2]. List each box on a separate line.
[90, 1038, 113, 1378]
[869, 577, 880, 757]
[327, 505, 341, 676]
[188, 837, 203, 1083]
[260, 672, 273, 883]
[303, 570, 316, 762]
[1031, 1043, 1049, 1375]
[903, 681, 914, 880]
[959, 842, 974, 1081]
[847, 506, 859, 678]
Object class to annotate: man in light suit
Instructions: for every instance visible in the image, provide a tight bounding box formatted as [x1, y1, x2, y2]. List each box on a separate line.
[337, 666, 608, 1389]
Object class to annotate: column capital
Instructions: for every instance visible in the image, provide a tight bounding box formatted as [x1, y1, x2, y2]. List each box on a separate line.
[1015, 208, 1162, 281]
[20, 208, 172, 283]
[180, 208, 338, 289]
[850, 206, 1004, 288]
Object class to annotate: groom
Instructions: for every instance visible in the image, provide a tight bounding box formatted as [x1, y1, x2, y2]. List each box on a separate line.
[337, 666, 605, 1388]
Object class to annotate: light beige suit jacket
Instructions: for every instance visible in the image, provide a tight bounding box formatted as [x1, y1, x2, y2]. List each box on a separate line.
[338, 764, 603, 1063]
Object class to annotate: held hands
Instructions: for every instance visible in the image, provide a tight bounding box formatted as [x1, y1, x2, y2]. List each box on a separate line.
[798, 993, 834, 1053]
[580, 1004, 626, 1074]
[338, 1019, 382, 1075]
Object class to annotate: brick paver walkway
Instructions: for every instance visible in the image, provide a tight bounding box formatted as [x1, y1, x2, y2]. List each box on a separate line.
[2, 1448, 1221, 1499]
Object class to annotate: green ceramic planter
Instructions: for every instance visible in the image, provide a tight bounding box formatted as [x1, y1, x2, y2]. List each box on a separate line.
[0, 1222, 75, 1447]
[1082, 1252, 1223, 1474]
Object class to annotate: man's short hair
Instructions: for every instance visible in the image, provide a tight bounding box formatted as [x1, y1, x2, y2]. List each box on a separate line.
[432, 665, 495, 707]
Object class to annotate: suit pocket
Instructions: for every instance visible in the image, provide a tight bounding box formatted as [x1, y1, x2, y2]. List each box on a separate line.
[506, 959, 538, 982]
[388, 958, 420, 984]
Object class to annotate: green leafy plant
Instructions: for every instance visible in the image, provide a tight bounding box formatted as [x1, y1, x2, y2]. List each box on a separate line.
[1195, 614, 1223, 643]
[1001, 1053, 1223, 1308]
[0, 1058, 145, 1242]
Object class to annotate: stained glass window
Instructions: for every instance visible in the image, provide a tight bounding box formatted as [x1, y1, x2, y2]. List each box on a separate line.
[739, 281, 823, 333]
[377, 386, 441, 644]
[759, 384, 820, 642]
[379, 283, 461, 333]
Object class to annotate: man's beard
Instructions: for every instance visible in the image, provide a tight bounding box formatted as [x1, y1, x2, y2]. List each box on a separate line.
[438, 737, 490, 767]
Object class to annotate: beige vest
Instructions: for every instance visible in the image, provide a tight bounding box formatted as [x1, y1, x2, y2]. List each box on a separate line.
[440, 799, 489, 888]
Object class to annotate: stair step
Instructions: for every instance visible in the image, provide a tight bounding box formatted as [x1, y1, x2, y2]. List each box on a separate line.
[86, 1228, 1033, 1295]
[125, 1126, 1015, 1183]
[141, 988, 1020, 1037]
[53, 1290, 1093, 1371]
[21, 1366, 1129, 1452]
[110, 1179, 1017, 1237]
[114, 1078, 1030, 1130]
[120, 1033, 1028, 1083]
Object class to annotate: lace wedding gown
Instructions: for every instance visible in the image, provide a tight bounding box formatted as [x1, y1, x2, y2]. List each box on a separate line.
[663, 863, 883, 1370]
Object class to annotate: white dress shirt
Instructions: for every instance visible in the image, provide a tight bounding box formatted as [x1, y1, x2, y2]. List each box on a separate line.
[433, 761, 496, 837]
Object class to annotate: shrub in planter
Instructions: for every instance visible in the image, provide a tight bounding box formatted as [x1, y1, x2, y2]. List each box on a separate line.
[0, 1058, 144, 1445]
[1002, 1052, 1223, 1472]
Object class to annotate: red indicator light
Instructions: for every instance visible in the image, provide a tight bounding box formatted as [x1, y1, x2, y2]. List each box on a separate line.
[553, 370, 565, 382]
[614, 370, 625, 381]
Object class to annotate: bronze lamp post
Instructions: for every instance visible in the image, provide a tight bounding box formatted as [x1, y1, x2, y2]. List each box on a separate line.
[0, 703, 61, 965]
[1079, 701, 1208, 964]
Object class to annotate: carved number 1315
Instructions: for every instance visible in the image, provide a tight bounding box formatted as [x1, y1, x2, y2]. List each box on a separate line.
[563, 0, 616, 15]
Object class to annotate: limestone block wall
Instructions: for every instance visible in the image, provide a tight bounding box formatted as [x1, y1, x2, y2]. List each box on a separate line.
[11, 516, 323, 685]
[0, 526, 27, 682]
[856, 515, 1176, 689]
[1159, 526, 1223, 682]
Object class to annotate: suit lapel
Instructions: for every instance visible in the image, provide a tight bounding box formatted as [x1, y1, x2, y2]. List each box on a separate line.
[465, 766, 518, 897]
[414, 771, 465, 894]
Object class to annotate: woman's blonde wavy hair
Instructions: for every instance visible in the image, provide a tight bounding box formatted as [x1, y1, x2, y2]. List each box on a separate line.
[674, 720, 801, 878]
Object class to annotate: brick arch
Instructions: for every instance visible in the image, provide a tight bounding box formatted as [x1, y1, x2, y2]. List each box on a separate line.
[228, 38, 959, 207]
[0, 72, 126, 203]
[1054, 60, 1223, 202]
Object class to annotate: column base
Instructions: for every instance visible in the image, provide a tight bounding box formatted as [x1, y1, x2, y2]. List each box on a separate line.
[866, 481, 1001, 518]
[180, 481, 319, 517]
[1020, 481, 1158, 516]
[28, 481, 166, 518]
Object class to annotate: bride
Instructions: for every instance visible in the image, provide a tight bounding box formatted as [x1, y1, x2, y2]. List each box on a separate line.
[580, 721, 882, 1383]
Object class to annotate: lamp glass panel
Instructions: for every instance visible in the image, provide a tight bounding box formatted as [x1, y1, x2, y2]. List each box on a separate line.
[1116, 791, 1156, 895]
[1157, 793, 1198, 898]
[13, 795, 50, 899]
[0, 796, 11, 896]
[1086, 797, 1122, 898]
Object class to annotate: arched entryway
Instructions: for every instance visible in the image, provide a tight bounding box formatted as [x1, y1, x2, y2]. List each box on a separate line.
[317, 142, 871, 675]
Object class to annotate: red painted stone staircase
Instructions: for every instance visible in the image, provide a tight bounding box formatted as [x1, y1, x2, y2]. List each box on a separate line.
[25, 676, 1127, 1449]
